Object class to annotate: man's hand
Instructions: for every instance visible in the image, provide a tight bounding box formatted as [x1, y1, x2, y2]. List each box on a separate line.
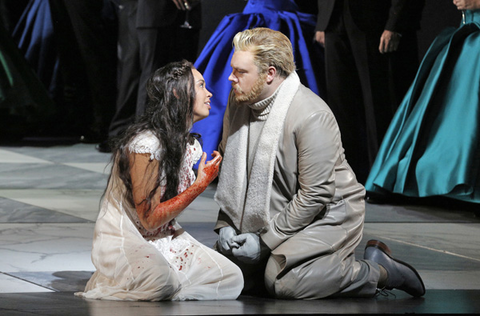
[454, 0, 480, 10]
[172, 0, 188, 10]
[218, 226, 238, 255]
[314, 31, 325, 47]
[379, 30, 401, 54]
[231, 233, 269, 264]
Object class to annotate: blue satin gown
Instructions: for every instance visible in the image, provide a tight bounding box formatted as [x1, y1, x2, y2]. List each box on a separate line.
[12, 0, 59, 98]
[365, 10, 480, 204]
[0, 10, 54, 139]
[191, 0, 326, 160]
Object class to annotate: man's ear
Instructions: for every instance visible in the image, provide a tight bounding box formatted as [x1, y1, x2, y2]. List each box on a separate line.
[173, 88, 179, 99]
[266, 66, 277, 84]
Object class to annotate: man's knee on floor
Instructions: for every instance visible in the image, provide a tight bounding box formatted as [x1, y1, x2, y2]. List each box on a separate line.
[264, 255, 343, 299]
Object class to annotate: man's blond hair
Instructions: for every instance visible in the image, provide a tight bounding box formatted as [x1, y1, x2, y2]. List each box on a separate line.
[232, 27, 295, 78]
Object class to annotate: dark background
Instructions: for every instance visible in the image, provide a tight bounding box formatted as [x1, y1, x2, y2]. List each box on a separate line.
[197, 0, 462, 62]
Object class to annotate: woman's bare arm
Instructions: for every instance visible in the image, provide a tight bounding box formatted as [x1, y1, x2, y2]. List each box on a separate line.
[130, 151, 222, 231]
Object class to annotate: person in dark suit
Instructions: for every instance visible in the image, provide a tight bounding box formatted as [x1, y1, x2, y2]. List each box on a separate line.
[97, 0, 140, 153]
[135, 0, 201, 116]
[314, 0, 425, 184]
[97, 0, 202, 153]
[49, 0, 118, 143]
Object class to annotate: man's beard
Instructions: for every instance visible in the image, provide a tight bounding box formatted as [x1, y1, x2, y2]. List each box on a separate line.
[233, 73, 266, 103]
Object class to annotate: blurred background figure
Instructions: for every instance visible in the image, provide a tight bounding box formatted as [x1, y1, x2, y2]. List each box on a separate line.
[315, 0, 426, 184]
[96, 0, 203, 153]
[97, 0, 139, 153]
[365, 1, 480, 205]
[0, 11, 54, 141]
[10, 0, 117, 142]
[48, 0, 117, 143]
[135, 0, 202, 116]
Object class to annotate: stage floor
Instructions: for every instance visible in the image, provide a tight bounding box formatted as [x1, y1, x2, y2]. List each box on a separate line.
[1, 137, 479, 315]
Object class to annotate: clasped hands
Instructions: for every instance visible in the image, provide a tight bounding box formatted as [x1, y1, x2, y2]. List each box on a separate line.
[218, 226, 269, 264]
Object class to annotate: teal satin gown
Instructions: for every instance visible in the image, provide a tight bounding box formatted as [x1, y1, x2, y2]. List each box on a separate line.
[365, 10, 480, 204]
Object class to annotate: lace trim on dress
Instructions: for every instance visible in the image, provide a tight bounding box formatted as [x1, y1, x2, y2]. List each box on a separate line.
[128, 130, 162, 160]
[128, 130, 203, 163]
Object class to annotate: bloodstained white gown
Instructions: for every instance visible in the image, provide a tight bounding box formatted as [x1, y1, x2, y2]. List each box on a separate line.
[75, 131, 243, 301]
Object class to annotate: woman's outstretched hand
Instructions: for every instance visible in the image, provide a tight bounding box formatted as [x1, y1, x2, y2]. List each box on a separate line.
[133, 151, 222, 231]
[196, 151, 222, 187]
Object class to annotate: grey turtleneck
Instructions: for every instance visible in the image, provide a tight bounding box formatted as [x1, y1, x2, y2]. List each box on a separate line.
[247, 88, 280, 178]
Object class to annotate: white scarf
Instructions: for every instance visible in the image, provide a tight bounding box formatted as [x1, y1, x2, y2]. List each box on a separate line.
[215, 72, 300, 233]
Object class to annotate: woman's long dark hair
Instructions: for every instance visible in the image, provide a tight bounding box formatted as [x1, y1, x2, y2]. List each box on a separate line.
[111, 60, 197, 213]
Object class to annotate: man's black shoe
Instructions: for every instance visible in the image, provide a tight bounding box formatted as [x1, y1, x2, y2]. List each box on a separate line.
[364, 240, 425, 297]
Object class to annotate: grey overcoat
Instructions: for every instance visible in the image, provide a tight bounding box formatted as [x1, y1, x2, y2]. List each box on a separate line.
[215, 80, 378, 299]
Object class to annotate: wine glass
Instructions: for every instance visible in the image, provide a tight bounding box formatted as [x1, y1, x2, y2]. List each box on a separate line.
[180, 0, 201, 29]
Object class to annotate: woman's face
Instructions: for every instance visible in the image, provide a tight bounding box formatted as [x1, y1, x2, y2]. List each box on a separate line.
[192, 68, 212, 123]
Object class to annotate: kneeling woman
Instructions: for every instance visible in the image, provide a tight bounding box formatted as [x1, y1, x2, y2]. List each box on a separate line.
[76, 60, 243, 301]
